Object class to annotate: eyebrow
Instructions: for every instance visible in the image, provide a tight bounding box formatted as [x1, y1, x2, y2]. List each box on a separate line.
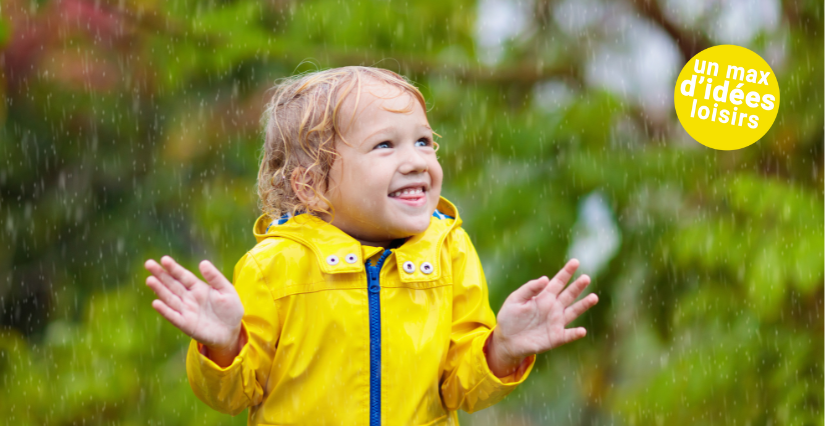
[364, 124, 432, 141]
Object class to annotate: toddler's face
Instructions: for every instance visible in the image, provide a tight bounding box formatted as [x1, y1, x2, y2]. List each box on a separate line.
[317, 81, 443, 248]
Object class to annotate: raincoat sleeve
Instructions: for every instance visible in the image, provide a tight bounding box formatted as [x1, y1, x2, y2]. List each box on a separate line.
[185, 251, 280, 415]
[440, 227, 536, 413]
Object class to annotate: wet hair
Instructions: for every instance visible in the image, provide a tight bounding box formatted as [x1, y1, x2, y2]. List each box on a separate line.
[258, 66, 437, 222]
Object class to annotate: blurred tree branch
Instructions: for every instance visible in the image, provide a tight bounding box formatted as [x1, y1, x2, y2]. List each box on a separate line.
[628, 0, 711, 61]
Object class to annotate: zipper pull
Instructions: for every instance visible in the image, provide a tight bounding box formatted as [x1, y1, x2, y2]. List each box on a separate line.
[367, 267, 380, 293]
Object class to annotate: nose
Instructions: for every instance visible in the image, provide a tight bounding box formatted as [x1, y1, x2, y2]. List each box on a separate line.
[399, 143, 429, 174]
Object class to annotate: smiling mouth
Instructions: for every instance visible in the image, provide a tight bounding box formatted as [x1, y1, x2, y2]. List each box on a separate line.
[388, 186, 427, 207]
[389, 186, 425, 198]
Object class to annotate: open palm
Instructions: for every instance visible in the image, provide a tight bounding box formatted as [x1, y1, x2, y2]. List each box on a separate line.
[496, 259, 598, 359]
[144, 256, 244, 350]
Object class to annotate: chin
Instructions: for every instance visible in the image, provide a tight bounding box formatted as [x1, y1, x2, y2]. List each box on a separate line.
[401, 215, 432, 236]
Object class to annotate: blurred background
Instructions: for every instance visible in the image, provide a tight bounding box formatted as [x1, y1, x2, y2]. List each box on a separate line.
[0, 0, 822, 424]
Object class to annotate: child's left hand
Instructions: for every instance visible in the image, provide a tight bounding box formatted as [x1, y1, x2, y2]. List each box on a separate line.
[486, 258, 598, 377]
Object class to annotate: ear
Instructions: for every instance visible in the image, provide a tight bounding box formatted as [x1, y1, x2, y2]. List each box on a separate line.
[290, 167, 327, 211]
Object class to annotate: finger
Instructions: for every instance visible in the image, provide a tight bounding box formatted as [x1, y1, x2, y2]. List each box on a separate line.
[510, 276, 549, 303]
[151, 299, 189, 333]
[544, 258, 580, 296]
[145, 275, 185, 311]
[161, 255, 201, 289]
[145, 259, 188, 298]
[199, 260, 232, 291]
[561, 327, 587, 344]
[563, 293, 599, 325]
[557, 274, 591, 306]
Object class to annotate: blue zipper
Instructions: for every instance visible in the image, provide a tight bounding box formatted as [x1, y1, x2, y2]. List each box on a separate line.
[366, 249, 392, 426]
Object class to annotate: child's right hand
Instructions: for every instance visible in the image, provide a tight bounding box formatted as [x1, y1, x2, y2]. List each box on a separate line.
[144, 256, 244, 355]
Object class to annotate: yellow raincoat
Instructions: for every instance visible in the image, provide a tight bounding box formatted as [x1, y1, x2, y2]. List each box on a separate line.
[186, 196, 535, 425]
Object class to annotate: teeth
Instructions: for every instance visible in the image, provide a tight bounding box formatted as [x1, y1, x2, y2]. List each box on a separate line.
[389, 187, 424, 197]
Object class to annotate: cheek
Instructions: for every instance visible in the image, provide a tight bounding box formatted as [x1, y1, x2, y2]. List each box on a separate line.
[430, 160, 444, 188]
[348, 164, 388, 203]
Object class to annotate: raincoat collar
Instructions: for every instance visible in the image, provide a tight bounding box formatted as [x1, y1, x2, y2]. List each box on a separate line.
[253, 196, 462, 282]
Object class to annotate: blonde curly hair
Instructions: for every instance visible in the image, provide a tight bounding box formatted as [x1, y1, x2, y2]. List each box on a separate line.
[257, 66, 438, 223]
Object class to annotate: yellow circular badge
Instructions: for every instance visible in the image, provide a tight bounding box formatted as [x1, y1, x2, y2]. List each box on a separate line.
[674, 45, 780, 150]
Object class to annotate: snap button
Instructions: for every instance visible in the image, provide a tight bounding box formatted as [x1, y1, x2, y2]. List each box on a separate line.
[402, 261, 416, 274]
[420, 262, 434, 274]
[326, 255, 340, 266]
[345, 253, 358, 264]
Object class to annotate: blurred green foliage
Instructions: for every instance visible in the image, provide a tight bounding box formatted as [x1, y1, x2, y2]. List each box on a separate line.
[0, 0, 822, 424]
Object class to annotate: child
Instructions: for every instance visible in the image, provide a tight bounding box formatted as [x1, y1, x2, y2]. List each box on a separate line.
[144, 66, 598, 425]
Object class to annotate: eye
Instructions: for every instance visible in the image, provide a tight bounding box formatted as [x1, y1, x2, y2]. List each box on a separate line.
[374, 141, 391, 149]
[415, 137, 433, 147]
